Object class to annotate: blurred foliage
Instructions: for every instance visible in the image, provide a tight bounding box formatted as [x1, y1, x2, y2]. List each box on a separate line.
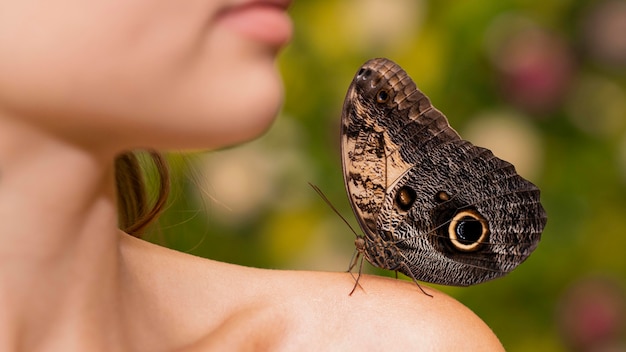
[145, 0, 626, 350]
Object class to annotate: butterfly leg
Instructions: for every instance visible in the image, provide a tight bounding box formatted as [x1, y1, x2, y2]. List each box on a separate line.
[347, 247, 366, 295]
[347, 246, 360, 272]
[398, 262, 433, 298]
[348, 254, 365, 296]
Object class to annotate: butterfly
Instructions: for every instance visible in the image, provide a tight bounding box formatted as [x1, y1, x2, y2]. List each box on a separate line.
[340, 58, 547, 292]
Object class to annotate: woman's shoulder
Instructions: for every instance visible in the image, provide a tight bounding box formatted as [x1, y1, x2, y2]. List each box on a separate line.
[121, 234, 504, 351]
[256, 270, 505, 351]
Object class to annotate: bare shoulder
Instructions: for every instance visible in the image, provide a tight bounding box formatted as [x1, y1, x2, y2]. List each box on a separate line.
[120, 235, 503, 351]
[267, 271, 505, 351]
[184, 268, 505, 351]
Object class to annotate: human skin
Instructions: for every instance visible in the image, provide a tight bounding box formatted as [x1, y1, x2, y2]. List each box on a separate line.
[0, 0, 504, 350]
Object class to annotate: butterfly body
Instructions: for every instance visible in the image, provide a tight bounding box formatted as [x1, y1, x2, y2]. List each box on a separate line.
[341, 58, 547, 286]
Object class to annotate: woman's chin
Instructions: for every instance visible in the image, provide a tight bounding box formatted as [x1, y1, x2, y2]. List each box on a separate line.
[155, 68, 284, 150]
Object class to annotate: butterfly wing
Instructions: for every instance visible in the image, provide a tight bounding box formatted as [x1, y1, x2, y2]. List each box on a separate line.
[341, 58, 547, 286]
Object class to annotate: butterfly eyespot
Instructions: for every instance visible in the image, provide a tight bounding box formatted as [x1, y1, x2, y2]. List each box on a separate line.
[358, 68, 372, 79]
[395, 186, 417, 211]
[376, 89, 390, 104]
[448, 209, 489, 252]
[435, 191, 450, 203]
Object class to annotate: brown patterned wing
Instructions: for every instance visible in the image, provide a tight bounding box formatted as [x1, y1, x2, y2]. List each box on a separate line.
[340, 58, 547, 286]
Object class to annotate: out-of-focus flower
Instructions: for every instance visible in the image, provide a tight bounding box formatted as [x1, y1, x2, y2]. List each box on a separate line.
[198, 117, 314, 225]
[556, 276, 626, 351]
[462, 109, 544, 180]
[485, 15, 576, 114]
[581, 0, 626, 69]
[339, 0, 425, 53]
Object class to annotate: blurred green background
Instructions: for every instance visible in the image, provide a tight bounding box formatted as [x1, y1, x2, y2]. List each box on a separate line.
[146, 0, 626, 350]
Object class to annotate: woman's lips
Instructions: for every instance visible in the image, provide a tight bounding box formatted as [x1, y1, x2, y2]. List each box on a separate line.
[217, 0, 293, 48]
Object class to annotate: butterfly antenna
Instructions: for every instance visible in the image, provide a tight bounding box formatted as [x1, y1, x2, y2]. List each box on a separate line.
[309, 183, 367, 295]
[308, 183, 361, 238]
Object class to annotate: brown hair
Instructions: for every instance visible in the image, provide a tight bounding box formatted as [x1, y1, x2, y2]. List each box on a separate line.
[115, 151, 170, 237]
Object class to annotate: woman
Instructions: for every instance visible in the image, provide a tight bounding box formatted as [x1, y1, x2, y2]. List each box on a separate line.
[0, 0, 504, 350]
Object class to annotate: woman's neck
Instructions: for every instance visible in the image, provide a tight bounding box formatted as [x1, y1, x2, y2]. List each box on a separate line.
[0, 115, 130, 350]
